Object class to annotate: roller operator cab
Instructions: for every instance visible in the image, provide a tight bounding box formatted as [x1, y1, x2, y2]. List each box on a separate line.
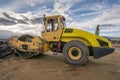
[9, 15, 114, 65]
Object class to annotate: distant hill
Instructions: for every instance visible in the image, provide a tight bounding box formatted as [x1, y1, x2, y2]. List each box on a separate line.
[103, 36, 120, 44]
[103, 36, 120, 40]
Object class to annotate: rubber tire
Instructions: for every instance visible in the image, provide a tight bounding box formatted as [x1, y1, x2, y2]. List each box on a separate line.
[62, 40, 89, 65]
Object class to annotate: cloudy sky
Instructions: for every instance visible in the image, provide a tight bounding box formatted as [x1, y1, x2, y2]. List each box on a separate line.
[0, 0, 120, 37]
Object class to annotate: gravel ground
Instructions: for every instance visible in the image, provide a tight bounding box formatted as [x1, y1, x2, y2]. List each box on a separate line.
[0, 46, 120, 80]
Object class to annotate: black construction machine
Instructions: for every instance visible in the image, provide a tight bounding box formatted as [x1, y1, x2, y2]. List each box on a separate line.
[0, 41, 13, 58]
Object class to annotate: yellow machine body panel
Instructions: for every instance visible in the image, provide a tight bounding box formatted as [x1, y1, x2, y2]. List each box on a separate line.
[9, 36, 50, 53]
[61, 28, 112, 48]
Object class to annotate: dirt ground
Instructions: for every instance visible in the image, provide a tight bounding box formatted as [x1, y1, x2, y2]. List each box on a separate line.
[0, 47, 120, 80]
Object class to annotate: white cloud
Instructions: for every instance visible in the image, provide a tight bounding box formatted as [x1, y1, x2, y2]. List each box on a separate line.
[100, 27, 120, 32]
[30, 3, 36, 7]
[0, 24, 42, 36]
[68, 4, 120, 28]
[72, 2, 107, 13]
[30, 0, 84, 19]
[66, 4, 120, 37]
[0, 0, 120, 37]
[0, 0, 44, 11]
[52, 0, 84, 20]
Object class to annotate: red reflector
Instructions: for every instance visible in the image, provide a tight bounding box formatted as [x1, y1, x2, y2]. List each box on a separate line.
[58, 41, 61, 51]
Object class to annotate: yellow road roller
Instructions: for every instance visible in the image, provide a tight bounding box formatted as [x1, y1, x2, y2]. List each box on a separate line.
[8, 15, 114, 65]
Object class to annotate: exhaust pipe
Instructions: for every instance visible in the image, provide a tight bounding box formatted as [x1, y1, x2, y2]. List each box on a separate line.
[95, 24, 100, 35]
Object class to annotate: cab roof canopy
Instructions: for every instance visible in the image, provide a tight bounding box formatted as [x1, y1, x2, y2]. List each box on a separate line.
[45, 15, 65, 19]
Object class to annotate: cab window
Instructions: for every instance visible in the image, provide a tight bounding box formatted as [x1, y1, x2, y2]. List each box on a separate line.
[47, 18, 58, 32]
